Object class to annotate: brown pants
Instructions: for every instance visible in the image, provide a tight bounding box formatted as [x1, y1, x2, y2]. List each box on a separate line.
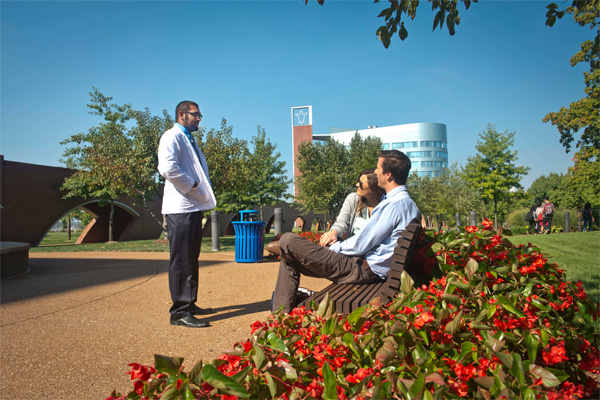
[272, 233, 380, 313]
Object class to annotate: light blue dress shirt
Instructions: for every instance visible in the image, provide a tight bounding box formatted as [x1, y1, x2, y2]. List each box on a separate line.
[329, 185, 420, 278]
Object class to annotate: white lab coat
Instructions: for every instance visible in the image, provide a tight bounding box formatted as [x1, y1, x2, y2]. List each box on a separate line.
[158, 125, 216, 214]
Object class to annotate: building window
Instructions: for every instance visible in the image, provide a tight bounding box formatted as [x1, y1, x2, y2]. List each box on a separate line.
[417, 171, 433, 178]
[411, 161, 418, 168]
[392, 141, 418, 149]
[420, 141, 447, 148]
[434, 151, 448, 159]
[381, 143, 390, 150]
[421, 161, 448, 168]
[406, 151, 432, 158]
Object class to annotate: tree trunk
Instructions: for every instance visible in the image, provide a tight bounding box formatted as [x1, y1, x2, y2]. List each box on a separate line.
[494, 198, 498, 231]
[67, 217, 71, 241]
[108, 200, 115, 242]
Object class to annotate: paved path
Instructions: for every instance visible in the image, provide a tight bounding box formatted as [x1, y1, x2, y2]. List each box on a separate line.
[0, 251, 328, 400]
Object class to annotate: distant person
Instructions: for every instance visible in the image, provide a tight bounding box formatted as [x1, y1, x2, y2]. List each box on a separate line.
[158, 101, 216, 328]
[535, 203, 544, 234]
[272, 150, 420, 313]
[542, 197, 555, 234]
[319, 169, 386, 247]
[582, 202, 594, 232]
[525, 204, 536, 235]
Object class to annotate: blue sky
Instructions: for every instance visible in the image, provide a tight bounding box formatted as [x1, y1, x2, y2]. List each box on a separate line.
[1, 0, 592, 190]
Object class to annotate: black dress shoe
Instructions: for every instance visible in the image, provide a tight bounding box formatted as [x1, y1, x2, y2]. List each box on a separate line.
[170, 315, 210, 328]
[188, 305, 215, 315]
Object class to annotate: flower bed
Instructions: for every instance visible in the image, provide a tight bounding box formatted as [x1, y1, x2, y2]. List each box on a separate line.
[108, 221, 599, 400]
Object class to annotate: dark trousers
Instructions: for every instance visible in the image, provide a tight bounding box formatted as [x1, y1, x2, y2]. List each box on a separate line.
[527, 221, 536, 234]
[272, 233, 379, 313]
[543, 216, 553, 234]
[166, 211, 204, 319]
[583, 218, 593, 231]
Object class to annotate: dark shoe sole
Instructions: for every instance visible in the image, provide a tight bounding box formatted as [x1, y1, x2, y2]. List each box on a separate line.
[170, 320, 210, 328]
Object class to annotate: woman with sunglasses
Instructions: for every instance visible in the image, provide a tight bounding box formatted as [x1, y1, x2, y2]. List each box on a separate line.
[318, 169, 386, 247]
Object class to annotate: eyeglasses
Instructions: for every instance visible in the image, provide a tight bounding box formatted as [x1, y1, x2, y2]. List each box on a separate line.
[357, 181, 366, 189]
[185, 111, 203, 118]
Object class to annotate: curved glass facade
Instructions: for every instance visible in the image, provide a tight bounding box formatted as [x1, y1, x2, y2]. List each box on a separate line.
[313, 122, 448, 178]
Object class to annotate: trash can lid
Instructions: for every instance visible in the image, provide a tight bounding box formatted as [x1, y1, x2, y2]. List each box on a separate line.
[240, 210, 259, 221]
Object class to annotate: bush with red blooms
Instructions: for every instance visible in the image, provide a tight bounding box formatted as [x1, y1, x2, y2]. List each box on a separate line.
[108, 220, 599, 400]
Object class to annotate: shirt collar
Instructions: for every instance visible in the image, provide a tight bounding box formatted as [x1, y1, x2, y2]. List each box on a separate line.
[385, 185, 407, 199]
[175, 123, 191, 139]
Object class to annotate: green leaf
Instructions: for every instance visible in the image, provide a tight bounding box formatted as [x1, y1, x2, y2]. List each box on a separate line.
[188, 359, 203, 383]
[497, 297, 526, 318]
[525, 334, 539, 363]
[407, 372, 426, 400]
[545, 367, 569, 383]
[265, 331, 289, 354]
[509, 353, 525, 385]
[200, 364, 250, 398]
[528, 364, 561, 388]
[181, 384, 195, 400]
[445, 310, 463, 334]
[494, 351, 513, 368]
[399, 23, 408, 40]
[154, 354, 184, 374]
[322, 362, 337, 400]
[442, 293, 462, 308]
[465, 258, 478, 280]
[401, 271, 415, 294]
[347, 305, 366, 325]
[265, 373, 277, 398]
[252, 345, 267, 370]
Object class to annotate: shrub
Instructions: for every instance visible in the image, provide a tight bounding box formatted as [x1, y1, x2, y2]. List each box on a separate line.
[506, 208, 580, 233]
[108, 221, 599, 400]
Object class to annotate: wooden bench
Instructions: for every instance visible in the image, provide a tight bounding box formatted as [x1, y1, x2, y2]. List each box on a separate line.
[298, 222, 422, 314]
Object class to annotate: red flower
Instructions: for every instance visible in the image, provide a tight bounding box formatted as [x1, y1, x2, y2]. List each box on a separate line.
[414, 311, 434, 328]
[126, 363, 155, 381]
[482, 219, 494, 230]
[465, 226, 479, 233]
[542, 344, 569, 365]
[345, 367, 373, 383]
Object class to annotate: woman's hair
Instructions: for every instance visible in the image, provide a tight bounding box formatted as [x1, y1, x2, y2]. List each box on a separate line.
[356, 169, 386, 215]
[584, 202, 591, 209]
[530, 204, 537, 212]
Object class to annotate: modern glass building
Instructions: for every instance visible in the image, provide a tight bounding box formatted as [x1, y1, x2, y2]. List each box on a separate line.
[313, 122, 448, 178]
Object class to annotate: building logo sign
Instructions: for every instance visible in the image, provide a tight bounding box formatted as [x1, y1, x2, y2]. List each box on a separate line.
[292, 106, 312, 126]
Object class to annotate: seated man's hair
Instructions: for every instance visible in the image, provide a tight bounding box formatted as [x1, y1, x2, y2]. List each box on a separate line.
[379, 150, 411, 185]
[175, 101, 199, 119]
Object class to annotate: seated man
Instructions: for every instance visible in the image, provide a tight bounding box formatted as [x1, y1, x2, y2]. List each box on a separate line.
[272, 150, 420, 313]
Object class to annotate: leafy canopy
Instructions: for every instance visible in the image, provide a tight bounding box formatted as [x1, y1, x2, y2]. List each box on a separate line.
[294, 132, 382, 223]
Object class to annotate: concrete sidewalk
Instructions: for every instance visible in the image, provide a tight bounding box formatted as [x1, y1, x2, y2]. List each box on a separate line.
[0, 251, 328, 400]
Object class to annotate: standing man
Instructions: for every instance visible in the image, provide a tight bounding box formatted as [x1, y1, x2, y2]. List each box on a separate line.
[542, 196, 554, 235]
[158, 101, 216, 328]
[272, 150, 420, 313]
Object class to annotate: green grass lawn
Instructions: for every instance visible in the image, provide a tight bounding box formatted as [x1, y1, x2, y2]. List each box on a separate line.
[33, 230, 600, 302]
[507, 231, 600, 302]
[33, 233, 278, 254]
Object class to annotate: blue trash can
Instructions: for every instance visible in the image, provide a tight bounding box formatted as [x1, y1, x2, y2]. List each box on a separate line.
[232, 210, 266, 263]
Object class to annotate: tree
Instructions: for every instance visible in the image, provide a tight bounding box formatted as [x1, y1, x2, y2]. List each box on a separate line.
[295, 132, 382, 225]
[464, 123, 530, 229]
[565, 146, 600, 208]
[306, 0, 478, 48]
[244, 126, 293, 220]
[60, 89, 135, 242]
[194, 119, 252, 214]
[527, 173, 571, 208]
[61, 89, 173, 240]
[543, 0, 599, 153]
